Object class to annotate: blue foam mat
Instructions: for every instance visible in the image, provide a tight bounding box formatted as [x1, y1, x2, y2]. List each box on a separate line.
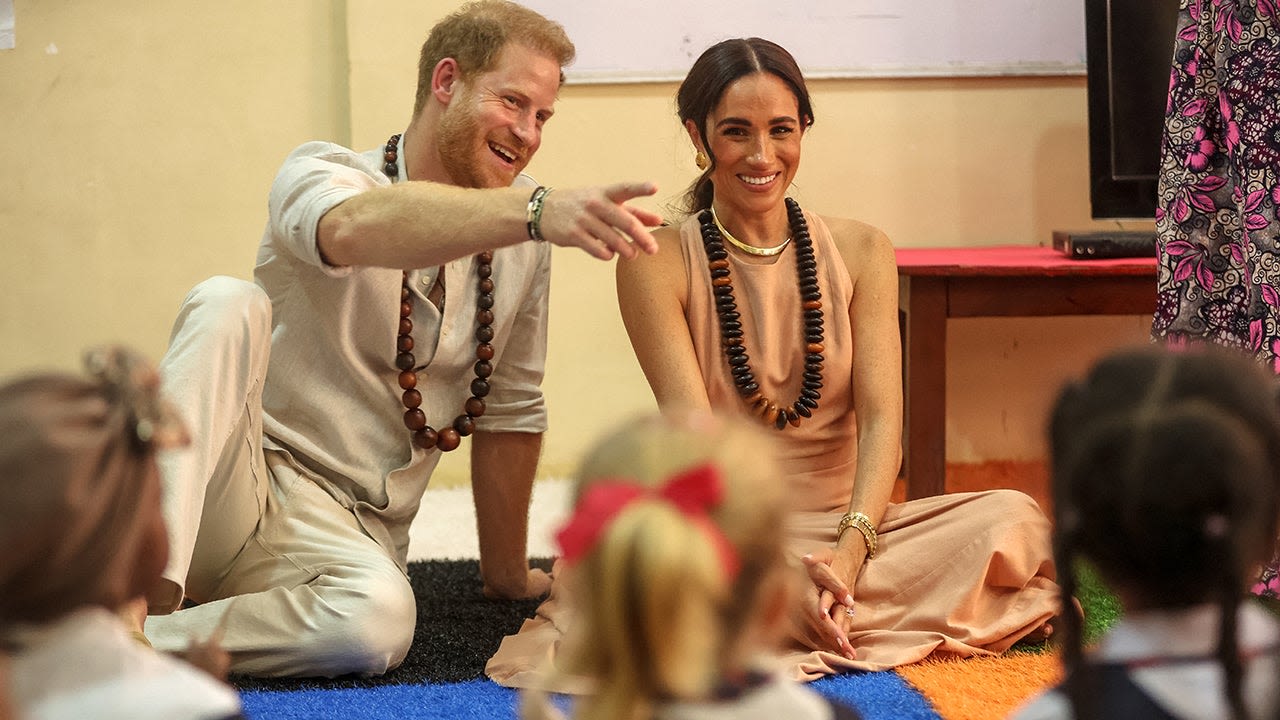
[240, 671, 938, 719]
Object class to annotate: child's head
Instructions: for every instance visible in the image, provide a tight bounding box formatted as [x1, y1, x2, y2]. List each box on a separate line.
[545, 412, 788, 719]
[1050, 346, 1280, 606]
[1049, 345, 1280, 717]
[0, 347, 185, 626]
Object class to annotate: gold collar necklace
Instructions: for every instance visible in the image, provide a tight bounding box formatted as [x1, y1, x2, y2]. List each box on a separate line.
[711, 205, 792, 257]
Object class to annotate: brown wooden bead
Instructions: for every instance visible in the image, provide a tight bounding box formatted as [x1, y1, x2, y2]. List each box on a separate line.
[763, 403, 780, 425]
[414, 426, 438, 449]
[699, 199, 822, 433]
[403, 408, 426, 431]
[386, 136, 498, 454]
[454, 415, 475, 436]
[436, 427, 461, 452]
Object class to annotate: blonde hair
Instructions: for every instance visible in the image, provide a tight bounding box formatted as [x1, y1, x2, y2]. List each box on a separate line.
[525, 412, 787, 720]
[412, 0, 575, 116]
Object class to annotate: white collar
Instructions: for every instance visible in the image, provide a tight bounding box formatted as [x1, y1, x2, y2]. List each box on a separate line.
[1094, 602, 1280, 664]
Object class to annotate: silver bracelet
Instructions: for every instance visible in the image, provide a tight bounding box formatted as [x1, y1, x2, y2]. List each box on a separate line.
[525, 186, 554, 242]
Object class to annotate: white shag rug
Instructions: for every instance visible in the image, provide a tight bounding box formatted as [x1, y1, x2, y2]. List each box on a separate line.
[406, 478, 571, 561]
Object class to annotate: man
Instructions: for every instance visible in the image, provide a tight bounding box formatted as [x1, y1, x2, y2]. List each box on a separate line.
[137, 0, 660, 678]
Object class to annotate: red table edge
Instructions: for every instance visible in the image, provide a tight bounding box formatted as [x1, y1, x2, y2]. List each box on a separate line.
[895, 245, 1157, 278]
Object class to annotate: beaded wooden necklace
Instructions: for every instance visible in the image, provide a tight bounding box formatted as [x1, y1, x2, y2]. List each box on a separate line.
[383, 133, 493, 452]
[698, 197, 823, 430]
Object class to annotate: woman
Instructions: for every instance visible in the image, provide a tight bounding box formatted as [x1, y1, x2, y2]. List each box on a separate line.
[488, 38, 1059, 684]
[1151, 0, 1280, 602]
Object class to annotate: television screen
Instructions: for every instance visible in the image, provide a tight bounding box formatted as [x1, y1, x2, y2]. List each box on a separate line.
[1085, 0, 1181, 220]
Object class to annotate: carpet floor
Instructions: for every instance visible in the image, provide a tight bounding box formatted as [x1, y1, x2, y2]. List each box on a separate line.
[234, 559, 1078, 720]
[232, 558, 554, 692]
[233, 481, 1095, 718]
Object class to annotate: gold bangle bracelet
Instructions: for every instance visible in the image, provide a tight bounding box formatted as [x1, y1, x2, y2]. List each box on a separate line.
[836, 511, 878, 559]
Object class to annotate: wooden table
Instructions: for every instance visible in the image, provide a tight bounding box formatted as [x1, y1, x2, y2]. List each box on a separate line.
[896, 245, 1157, 499]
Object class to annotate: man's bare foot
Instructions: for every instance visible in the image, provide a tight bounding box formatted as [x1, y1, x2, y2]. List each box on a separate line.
[182, 634, 231, 681]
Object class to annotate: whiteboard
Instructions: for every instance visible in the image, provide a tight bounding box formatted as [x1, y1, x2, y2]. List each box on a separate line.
[522, 0, 1087, 83]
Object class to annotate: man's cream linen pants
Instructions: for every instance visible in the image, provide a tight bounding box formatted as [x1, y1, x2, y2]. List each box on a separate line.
[143, 276, 416, 678]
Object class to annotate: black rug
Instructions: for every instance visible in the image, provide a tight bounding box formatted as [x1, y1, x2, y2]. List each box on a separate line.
[231, 558, 553, 692]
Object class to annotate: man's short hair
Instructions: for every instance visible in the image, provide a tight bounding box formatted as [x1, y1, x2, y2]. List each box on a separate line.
[413, 0, 575, 116]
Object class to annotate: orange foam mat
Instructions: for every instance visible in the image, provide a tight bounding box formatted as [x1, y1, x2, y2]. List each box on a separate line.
[896, 652, 1063, 720]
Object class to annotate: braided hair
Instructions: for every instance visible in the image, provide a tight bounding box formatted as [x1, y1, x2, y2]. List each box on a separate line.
[1049, 346, 1280, 720]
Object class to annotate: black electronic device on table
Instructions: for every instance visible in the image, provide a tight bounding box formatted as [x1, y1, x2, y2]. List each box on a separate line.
[1052, 230, 1156, 259]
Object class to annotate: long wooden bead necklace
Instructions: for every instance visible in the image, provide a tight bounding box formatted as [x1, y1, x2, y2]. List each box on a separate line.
[383, 133, 493, 452]
[698, 197, 824, 430]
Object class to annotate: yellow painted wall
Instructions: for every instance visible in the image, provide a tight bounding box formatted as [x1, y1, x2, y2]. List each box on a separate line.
[0, 1, 1152, 486]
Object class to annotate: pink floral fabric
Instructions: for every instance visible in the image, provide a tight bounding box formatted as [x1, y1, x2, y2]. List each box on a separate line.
[1153, 0, 1280, 599]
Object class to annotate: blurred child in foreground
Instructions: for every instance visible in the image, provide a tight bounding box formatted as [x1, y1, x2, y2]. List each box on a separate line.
[1012, 347, 1280, 719]
[0, 348, 242, 720]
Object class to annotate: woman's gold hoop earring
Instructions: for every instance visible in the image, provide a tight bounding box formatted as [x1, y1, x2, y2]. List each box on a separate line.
[695, 151, 709, 171]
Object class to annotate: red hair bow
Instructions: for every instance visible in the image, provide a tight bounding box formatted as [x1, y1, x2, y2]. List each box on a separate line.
[554, 462, 740, 580]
